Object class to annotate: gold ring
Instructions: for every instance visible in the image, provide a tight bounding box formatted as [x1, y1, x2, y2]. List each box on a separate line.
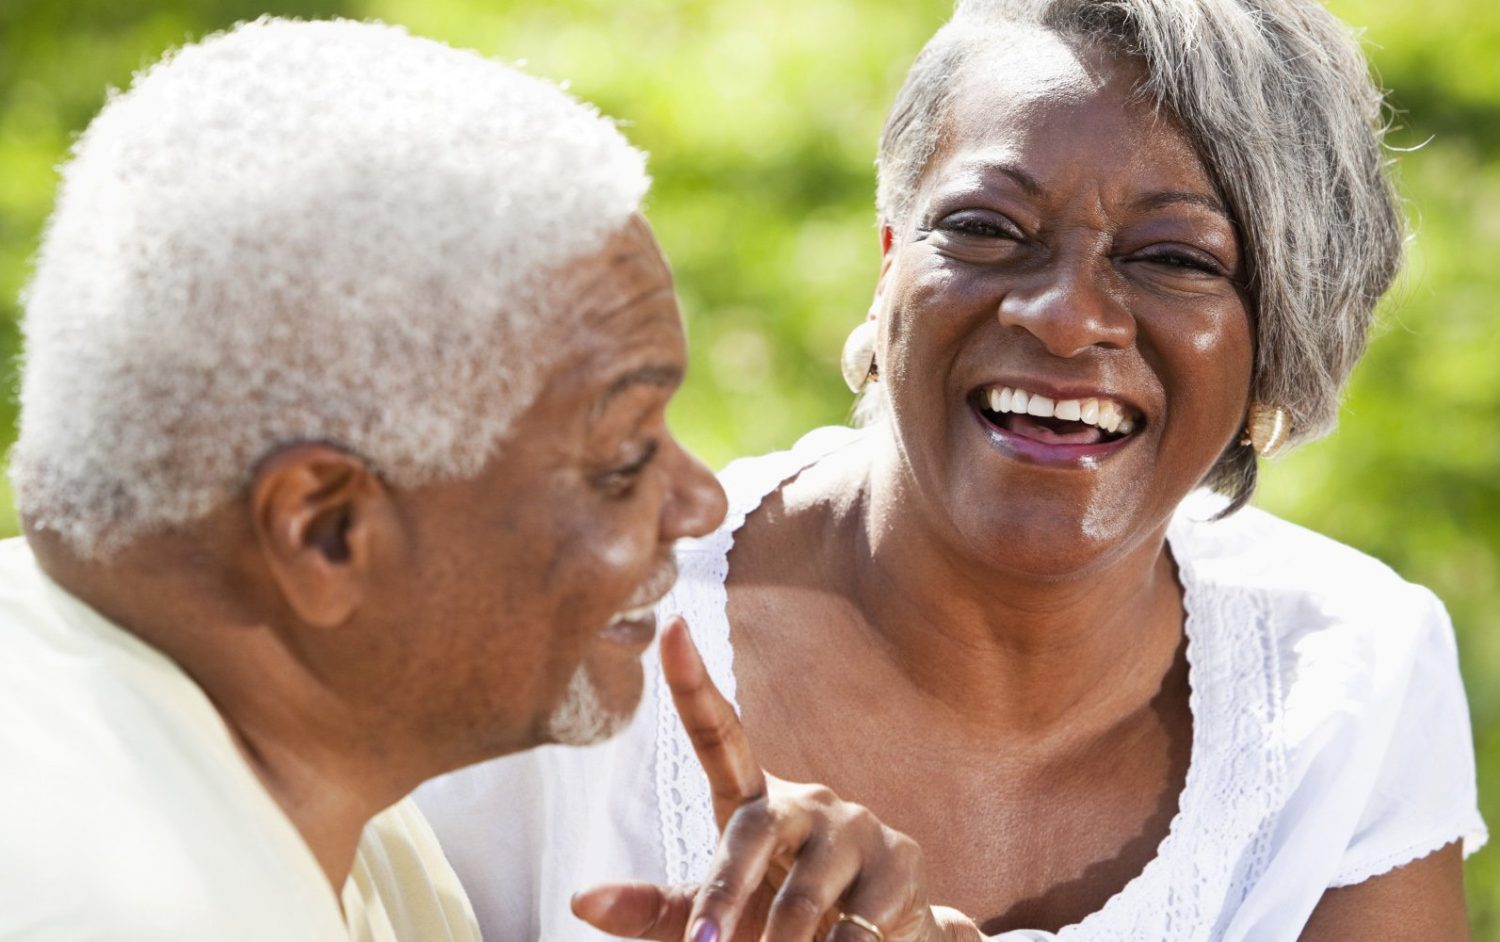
[836, 911, 885, 942]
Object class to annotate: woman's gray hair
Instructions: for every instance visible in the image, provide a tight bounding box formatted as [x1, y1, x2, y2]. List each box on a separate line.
[874, 0, 1404, 511]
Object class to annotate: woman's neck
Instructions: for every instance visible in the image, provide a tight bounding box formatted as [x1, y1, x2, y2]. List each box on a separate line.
[835, 438, 1187, 738]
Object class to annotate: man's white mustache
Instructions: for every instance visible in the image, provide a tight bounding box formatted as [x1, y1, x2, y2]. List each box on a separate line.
[617, 558, 680, 615]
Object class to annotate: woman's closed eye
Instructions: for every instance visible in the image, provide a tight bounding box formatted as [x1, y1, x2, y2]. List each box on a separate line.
[936, 209, 1026, 241]
[928, 209, 1032, 265]
[1129, 244, 1231, 278]
[594, 440, 659, 497]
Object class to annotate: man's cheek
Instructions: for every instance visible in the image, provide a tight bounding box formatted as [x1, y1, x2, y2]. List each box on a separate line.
[576, 509, 658, 592]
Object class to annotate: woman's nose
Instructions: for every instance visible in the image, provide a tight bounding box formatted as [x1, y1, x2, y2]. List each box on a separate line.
[995, 262, 1136, 357]
[659, 442, 728, 543]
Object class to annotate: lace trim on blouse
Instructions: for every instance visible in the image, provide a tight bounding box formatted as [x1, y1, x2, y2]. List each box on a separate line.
[653, 427, 1291, 939]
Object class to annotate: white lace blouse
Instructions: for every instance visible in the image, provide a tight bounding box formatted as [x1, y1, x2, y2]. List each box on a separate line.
[418, 426, 1486, 941]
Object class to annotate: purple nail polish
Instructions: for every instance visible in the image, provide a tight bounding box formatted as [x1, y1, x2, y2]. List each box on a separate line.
[690, 918, 719, 942]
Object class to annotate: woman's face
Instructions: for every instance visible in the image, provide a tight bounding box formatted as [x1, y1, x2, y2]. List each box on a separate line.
[876, 30, 1253, 577]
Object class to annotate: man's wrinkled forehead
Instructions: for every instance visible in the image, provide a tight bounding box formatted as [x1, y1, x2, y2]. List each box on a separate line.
[532, 215, 686, 413]
[556, 216, 676, 330]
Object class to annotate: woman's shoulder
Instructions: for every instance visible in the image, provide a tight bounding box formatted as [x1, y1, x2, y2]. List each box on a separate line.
[1170, 492, 1460, 756]
[674, 426, 865, 570]
[1170, 492, 1443, 634]
[721, 426, 865, 514]
[1170, 493, 1475, 798]
[1163, 495, 1484, 907]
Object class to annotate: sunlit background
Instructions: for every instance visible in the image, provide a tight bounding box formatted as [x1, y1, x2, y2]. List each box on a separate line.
[2, 0, 1496, 933]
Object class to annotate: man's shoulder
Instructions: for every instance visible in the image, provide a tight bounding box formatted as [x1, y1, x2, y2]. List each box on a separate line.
[0, 803, 339, 940]
[0, 777, 346, 941]
[0, 847, 216, 940]
[0, 537, 347, 940]
[0, 536, 52, 624]
[0, 535, 36, 570]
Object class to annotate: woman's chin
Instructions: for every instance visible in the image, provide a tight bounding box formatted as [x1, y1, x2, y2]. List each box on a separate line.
[930, 405, 1181, 569]
[968, 513, 1140, 580]
[942, 466, 1164, 579]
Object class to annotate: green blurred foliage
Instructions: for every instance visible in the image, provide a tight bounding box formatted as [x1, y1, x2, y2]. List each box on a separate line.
[1, 0, 1496, 932]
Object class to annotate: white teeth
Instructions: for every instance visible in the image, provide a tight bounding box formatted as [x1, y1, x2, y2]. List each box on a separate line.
[610, 604, 655, 624]
[1099, 400, 1121, 433]
[981, 385, 1138, 435]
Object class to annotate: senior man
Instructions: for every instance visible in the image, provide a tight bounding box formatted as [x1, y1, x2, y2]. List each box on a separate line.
[0, 19, 727, 940]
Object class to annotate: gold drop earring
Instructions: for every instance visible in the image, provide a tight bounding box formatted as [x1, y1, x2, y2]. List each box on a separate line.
[840, 320, 879, 394]
[1241, 402, 1291, 459]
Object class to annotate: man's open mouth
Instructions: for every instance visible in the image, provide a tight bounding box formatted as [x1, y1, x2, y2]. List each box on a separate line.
[971, 383, 1144, 446]
[599, 559, 679, 646]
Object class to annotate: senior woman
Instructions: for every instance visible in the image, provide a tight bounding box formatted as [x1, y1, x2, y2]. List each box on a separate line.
[420, 0, 1486, 938]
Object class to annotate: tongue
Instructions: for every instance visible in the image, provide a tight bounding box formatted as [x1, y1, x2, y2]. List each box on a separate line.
[1008, 414, 1105, 445]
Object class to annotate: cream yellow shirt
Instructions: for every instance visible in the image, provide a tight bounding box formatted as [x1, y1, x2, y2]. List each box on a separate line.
[348, 799, 483, 942]
[0, 537, 478, 942]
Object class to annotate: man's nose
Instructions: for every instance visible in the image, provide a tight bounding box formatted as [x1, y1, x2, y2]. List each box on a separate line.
[659, 443, 727, 543]
[994, 259, 1136, 357]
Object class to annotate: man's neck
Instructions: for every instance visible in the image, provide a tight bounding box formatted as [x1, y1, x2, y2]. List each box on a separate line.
[216, 683, 404, 894]
[30, 530, 417, 894]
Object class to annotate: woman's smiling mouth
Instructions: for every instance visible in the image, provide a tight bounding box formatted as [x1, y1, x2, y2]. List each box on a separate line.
[969, 382, 1145, 465]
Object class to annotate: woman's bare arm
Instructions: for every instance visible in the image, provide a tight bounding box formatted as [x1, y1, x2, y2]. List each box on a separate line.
[1299, 842, 1467, 940]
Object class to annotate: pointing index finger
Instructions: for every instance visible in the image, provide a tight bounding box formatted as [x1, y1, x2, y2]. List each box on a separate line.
[659, 617, 767, 826]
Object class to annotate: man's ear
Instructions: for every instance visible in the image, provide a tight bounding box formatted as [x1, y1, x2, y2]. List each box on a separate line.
[249, 444, 395, 629]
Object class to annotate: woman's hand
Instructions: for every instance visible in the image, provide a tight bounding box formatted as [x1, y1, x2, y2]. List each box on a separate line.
[572, 617, 982, 942]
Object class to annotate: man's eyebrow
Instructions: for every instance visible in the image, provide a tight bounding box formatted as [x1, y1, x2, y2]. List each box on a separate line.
[598, 363, 683, 410]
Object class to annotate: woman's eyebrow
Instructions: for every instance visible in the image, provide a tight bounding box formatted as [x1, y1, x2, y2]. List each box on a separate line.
[1131, 189, 1232, 222]
[986, 162, 1043, 196]
[965, 159, 1043, 197]
[952, 159, 1232, 226]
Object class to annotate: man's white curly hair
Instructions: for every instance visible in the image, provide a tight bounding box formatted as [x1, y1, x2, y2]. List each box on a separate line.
[11, 17, 650, 557]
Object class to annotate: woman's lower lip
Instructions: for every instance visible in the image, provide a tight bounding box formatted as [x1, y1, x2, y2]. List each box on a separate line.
[969, 402, 1135, 466]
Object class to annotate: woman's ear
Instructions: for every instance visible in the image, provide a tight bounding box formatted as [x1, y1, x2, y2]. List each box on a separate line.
[873, 224, 897, 301]
[249, 444, 395, 629]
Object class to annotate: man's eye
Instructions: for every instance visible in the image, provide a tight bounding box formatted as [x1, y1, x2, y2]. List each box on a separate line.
[594, 440, 659, 496]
